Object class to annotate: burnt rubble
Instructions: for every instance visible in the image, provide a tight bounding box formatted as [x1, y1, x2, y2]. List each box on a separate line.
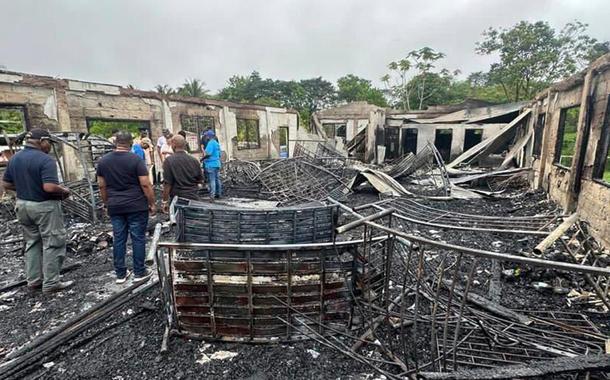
[0, 141, 609, 380]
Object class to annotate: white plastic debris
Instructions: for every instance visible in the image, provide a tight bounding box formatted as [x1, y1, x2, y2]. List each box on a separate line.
[42, 361, 55, 369]
[307, 349, 320, 359]
[196, 350, 238, 365]
[29, 302, 45, 313]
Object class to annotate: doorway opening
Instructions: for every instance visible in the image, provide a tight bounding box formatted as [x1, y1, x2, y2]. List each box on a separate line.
[279, 126, 289, 158]
[401, 128, 418, 155]
[463, 129, 483, 152]
[435, 129, 453, 162]
[385, 127, 400, 159]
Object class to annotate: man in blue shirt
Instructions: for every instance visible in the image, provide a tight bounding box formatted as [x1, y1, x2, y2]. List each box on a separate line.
[131, 140, 145, 160]
[2, 129, 74, 294]
[202, 130, 222, 198]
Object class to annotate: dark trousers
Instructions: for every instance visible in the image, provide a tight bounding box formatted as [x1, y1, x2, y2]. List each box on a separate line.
[110, 211, 148, 277]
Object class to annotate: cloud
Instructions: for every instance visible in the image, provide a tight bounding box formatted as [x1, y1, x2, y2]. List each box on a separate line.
[1, 0, 608, 92]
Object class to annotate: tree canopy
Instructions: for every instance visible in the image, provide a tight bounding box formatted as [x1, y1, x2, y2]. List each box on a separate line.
[151, 19, 608, 126]
[475, 20, 609, 101]
[336, 75, 387, 107]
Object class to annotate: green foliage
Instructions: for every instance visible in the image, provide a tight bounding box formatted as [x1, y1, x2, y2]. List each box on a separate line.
[603, 157, 610, 183]
[0, 109, 26, 133]
[476, 20, 609, 102]
[177, 78, 208, 98]
[217, 71, 336, 129]
[382, 47, 459, 110]
[558, 107, 580, 167]
[336, 74, 387, 107]
[155, 84, 175, 95]
[88, 120, 144, 138]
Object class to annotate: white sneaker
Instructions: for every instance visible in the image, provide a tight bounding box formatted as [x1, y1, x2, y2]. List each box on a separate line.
[116, 270, 132, 284]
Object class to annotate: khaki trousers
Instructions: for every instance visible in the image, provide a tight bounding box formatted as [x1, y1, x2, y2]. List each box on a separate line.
[15, 200, 66, 290]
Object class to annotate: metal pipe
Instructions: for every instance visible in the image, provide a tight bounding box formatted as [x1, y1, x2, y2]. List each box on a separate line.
[335, 208, 394, 234]
[533, 213, 579, 255]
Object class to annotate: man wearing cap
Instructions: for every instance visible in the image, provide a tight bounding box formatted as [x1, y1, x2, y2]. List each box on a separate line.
[202, 130, 222, 199]
[2, 129, 73, 294]
[97, 131, 156, 284]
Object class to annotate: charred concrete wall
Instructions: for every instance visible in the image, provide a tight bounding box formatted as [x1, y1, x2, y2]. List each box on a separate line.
[530, 53, 610, 247]
[0, 70, 299, 180]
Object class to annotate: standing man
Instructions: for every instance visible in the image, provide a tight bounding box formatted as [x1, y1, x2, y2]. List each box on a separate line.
[160, 132, 174, 163]
[161, 135, 203, 212]
[156, 129, 170, 160]
[140, 131, 154, 183]
[97, 131, 156, 284]
[202, 130, 222, 199]
[2, 129, 73, 294]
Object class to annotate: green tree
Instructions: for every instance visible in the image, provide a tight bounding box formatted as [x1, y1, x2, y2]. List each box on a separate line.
[336, 74, 387, 107]
[476, 20, 609, 102]
[217, 73, 336, 129]
[382, 47, 452, 110]
[155, 84, 175, 95]
[0, 109, 26, 133]
[177, 78, 208, 98]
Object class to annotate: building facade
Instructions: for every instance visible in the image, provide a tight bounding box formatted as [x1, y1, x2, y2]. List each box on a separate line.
[0, 70, 299, 180]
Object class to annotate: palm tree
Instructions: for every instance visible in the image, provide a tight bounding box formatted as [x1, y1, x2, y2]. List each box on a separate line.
[154, 84, 175, 95]
[177, 78, 208, 98]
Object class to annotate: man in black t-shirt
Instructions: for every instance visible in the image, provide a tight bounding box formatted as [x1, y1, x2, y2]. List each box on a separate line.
[161, 135, 203, 212]
[97, 131, 156, 284]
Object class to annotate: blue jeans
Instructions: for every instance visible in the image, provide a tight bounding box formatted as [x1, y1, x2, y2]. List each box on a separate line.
[110, 211, 148, 277]
[206, 167, 222, 197]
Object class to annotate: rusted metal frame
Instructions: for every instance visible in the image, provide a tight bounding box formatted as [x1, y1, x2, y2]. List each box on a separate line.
[246, 250, 254, 341]
[394, 197, 554, 222]
[207, 210, 213, 242]
[429, 142, 451, 196]
[382, 214, 394, 309]
[441, 253, 463, 371]
[271, 295, 395, 353]
[451, 257, 479, 371]
[399, 242, 414, 371]
[318, 248, 325, 335]
[371, 204, 550, 236]
[327, 202, 610, 276]
[157, 237, 387, 251]
[74, 136, 98, 223]
[292, 210, 297, 243]
[429, 254, 448, 371]
[385, 200, 552, 228]
[560, 238, 610, 310]
[312, 208, 317, 242]
[467, 309, 604, 357]
[205, 248, 216, 338]
[236, 212, 241, 241]
[412, 247, 427, 371]
[527, 316, 608, 342]
[286, 250, 292, 339]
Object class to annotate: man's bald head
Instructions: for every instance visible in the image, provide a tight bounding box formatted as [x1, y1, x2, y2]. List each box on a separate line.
[171, 134, 187, 150]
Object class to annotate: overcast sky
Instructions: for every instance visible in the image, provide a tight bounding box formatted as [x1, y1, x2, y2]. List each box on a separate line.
[1, 0, 609, 92]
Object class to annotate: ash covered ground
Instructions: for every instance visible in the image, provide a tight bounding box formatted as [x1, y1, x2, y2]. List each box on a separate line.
[0, 186, 608, 379]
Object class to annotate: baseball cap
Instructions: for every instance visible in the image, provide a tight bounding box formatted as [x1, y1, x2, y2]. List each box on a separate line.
[26, 129, 52, 141]
[204, 130, 215, 138]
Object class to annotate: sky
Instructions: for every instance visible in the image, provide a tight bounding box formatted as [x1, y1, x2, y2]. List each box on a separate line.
[1, 0, 609, 93]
